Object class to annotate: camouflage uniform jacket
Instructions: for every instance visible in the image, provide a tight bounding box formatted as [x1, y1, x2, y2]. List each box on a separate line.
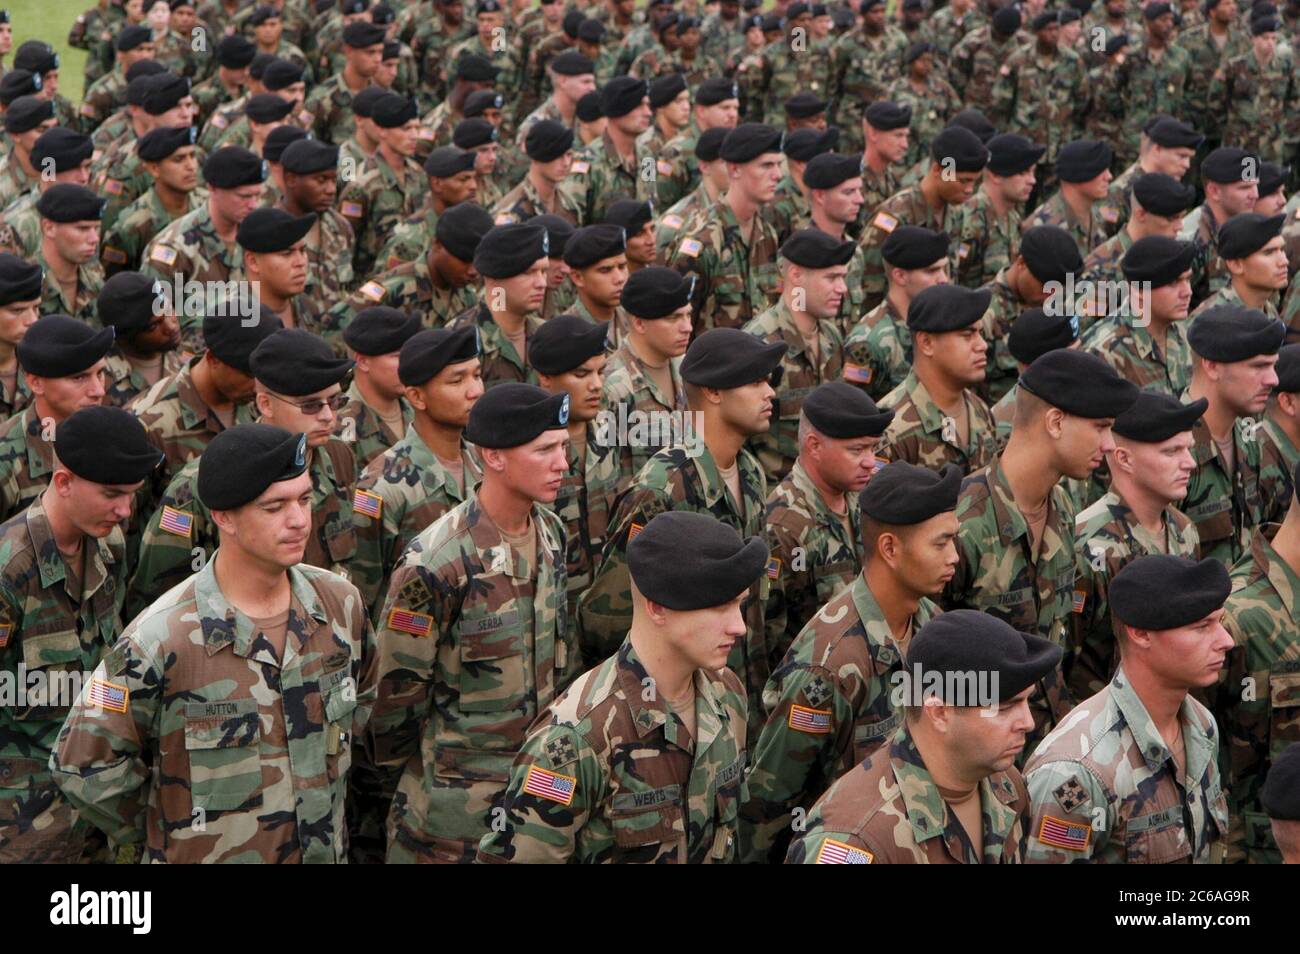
[1023, 666, 1228, 863]
[843, 296, 910, 401]
[991, 45, 1089, 166]
[829, 28, 908, 152]
[491, 174, 579, 226]
[879, 370, 1000, 475]
[1078, 228, 1133, 309]
[1103, 43, 1193, 161]
[598, 341, 688, 494]
[0, 498, 127, 863]
[1070, 491, 1200, 700]
[102, 348, 186, 409]
[1081, 315, 1191, 398]
[476, 637, 747, 864]
[369, 494, 578, 863]
[856, 186, 954, 314]
[653, 186, 715, 253]
[1096, 162, 1141, 239]
[1174, 22, 1251, 132]
[556, 129, 656, 227]
[979, 267, 1032, 404]
[0, 370, 30, 424]
[654, 124, 702, 210]
[304, 73, 365, 145]
[548, 424, 620, 621]
[292, 206, 357, 320]
[742, 300, 844, 486]
[884, 74, 960, 172]
[101, 186, 207, 276]
[1207, 47, 1300, 164]
[331, 256, 478, 338]
[0, 154, 36, 213]
[199, 95, 248, 152]
[35, 248, 102, 327]
[787, 722, 1030, 864]
[1259, 416, 1300, 488]
[337, 150, 428, 278]
[1022, 191, 1113, 262]
[449, 303, 542, 389]
[743, 35, 835, 126]
[335, 380, 415, 471]
[50, 558, 379, 863]
[1178, 203, 1229, 307]
[952, 189, 1022, 289]
[949, 24, 1019, 107]
[763, 174, 811, 245]
[859, 162, 903, 225]
[79, 67, 127, 135]
[0, 408, 56, 525]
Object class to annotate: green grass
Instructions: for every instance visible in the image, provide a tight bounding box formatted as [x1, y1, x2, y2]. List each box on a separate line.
[9, 0, 91, 101]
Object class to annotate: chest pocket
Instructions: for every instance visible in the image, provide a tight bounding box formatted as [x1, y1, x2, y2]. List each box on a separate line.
[1124, 806, 1192, 864]
[754, 262, 781, 307]
[457, 612, 528, 712]
[1267, 671, 1300, 755]
[322, 667, 357, 779]
[17, 629, 84, 721]
[610, 801, 684, 855]
[813, 560, 857, 605]
[184, 705, 263, 812]
[326, 524, 357, 565]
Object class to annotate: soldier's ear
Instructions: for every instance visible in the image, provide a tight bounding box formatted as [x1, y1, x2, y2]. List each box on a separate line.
[1042, 405, 1066, 439]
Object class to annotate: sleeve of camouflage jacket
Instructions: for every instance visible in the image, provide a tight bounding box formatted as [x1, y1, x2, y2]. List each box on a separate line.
[1023, 758, 1110, 863]
[989, 61, 1016, 127]
[126, 476, 217, 622]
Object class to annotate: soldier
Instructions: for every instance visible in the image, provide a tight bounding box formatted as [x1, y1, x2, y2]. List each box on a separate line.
[950, 4, 1022, 108]
[654, 76, 739, 210]
[477, 510, 759, 864]
[1101, 2, 1191, 167]
[639, 73, 689, 161]
[0, 407, 161, 863]
[190, 34, 255, 128]
[231, 207, 318, 335]
[1179, 146, 1260, 307]
[990, 308, 1080, 443]
[1260, 744, 1300, 863]
[599, 266, 692, 492]
[802, 153, 867, 335]
[141, 146, 267, 353]
[1024, 554, 1231, 863]
[533, 212, 576, 320]
[0, 316, 113, 524]
[275, 138, 357, 320]
[780, 92, 829, 133]
[857, 101, 909, 225]
[562, 223, 629, 348]
[32, 185, 104, 326]
[330, 306, 415, 477]
[305, 21, 386, 144]
[1254, 162, 1287, 217]
[155, 0, 210, 78]
[666, 123, 783, 334]
[1176, 0, 1250, 140]
[1194, 213, 1289, 336]
[52, 422, 379, 864]
[375, 146, 478, 269]
[0, 96, 56, 211]
[369, 382, 577, 862]
[1181, 304, 1287, 565]
[930, 0, 983, 63]
[339, 84, 386, 170]
[858, 125, 987, 314]
[0, 255, 41, 421]
[1207, 15, 1299, 167]
[247, 5, 310, 78]
[69, 0, 128, 91]
[133, 328, 359, 611]
[1022, 139, 1114, 262]
[1083, 236, 1197, 397]
[757, 383, 895, 688]
[494, 120, 578, 227]
[953, 134, 1044, 290]
[1260, 344, 1300, 477]
[215, 90, 293, 156]
[829, 0, 906, 153]
[946, 349, 1139, 750]
[558, 76, 654, 226]
[1100, 117, 1200, 244]
[574, 89, 605, 148]
[579, 328, 783, 728]
[80, 25, 156, 135]
[1071, 391, 1203, 700]
[0, 126, 96, 261]
[787, 610, 1059, 864]
[447, 0, 524, 126]
[654, 127, 729, 254]
[886, 43, 959, 175]
[349, 322, 480, 617]
[765, 126, 835, 244]
[101, 126, 203, 277]
[880, 284, 999, 475]
[742, 5, 833, 128]
[603, 199, 655, 275]
[417, 53, 498, 155]
[98, 271, 184, 408]
[845, 225, 950, 400]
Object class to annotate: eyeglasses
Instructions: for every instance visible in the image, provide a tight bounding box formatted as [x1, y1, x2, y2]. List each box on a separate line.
[268, 392, 349, 415]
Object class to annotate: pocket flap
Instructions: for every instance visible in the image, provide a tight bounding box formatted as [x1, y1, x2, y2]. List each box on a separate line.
[21, 629, 82, 670]
[611, 803, 684, 848]
[458, 612, 523, 659]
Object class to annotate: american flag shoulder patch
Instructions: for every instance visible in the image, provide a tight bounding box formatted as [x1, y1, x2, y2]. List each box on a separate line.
[0, 621, 11, 648]
[1072, 588, 1086, 614]
[387, 607, 434, 637]
[1037, 814, 1091, 852]
[788, 703, 832, 734]
[353, 488, 383, 518]
[341, 200, 364, 218]
[570, 159, 590, 174]
[872, 211, 898, 233]
[767, 557, 781, 579]
[656, 159, 673, 176]
[843, 362, 873, 384]
[88, 677, 129, 713]
[159, 505, 193, 538]
[523, 763, 577, 805]
[150, 245, 178, 265]
[210, 112, 228, 128]
[678, 237, 702, 256]
[816, 838, 873, 864]
[359, 280, 386, 302]
[662, 213, 683, 229]
[103, 179, 124, 195]
[81, 103, 98, 118]
[627, 522, 644, 541]
[102, 246, 127, 265]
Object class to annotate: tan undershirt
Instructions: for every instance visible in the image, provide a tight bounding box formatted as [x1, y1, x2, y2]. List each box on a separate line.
[664, 682, 697, 743]
[126, 353, 166, 387]
[1214, 433, 1236, 476]
[717, 458, 742, 509]
[641, 355, 675, 402]
[376, 403, 405, 435]
[499, 516, 537, 569]
[503, 326, 527, 365]
[1022, 496, 1049, 559]
[940, 783, 984, 861]
[248, 608, 291, 662]
[435, 452, 465, 495]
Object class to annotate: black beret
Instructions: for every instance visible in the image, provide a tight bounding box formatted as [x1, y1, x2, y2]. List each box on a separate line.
[202, 307, 283, 374]
[1104, 32, 1130, 55]
[371, 1, 395, 24]
[343, 20, 386, 47]
[464, 90, 505, 117]
[576, 18, 605, 43]
[1019, 349, 1140, 418]
[907, 284, 991, 333]
[344, 306, 422, 355]
[455, 53, 499, 82]
[861, 460, 961, 524]
[138, 124, 197, 162]
[252, 328, 353, 394]
[785, 91, 828, 119]
[564, 223, 626, 269]
[116, 24, 153, 51]
[340, 0, 369, 14]
[628, 511, 769, 610]
[1120, 235, 1198, 287]
[3, 95, 53, 133]
[248, 4, 279, 25]
[1251, 13, 1280, 32]
[604, 199, 653, 236]
[261, 58, 304, 91]
[529, 214, 574, 256]
[562, 9, 585, 36]
[1055, 139, 1112, 182]
[1019, 225, 1083, 284]
[1113, 391, 1207, 442]
[258, 125, 306, 164]
[992, 4, 1022, 33]
[98, 271, 164, 335]
[0, 70, 39, 106]
[1274, 343, 1300, 392]
[199, 424, 309, 511]
[1146, 116, 1204, 150]
[55, 406, 161, 485]
[424, 145, 477, 177]
[521, 120, 572, 166]
[141, 73, 191, 115]
[904, 40, 934, 64]
[621, 267, 694, 319]
[860, 0, 884, 11]
[946, 108, 997, 144]
[126, 69, 166, 107]
[1110, 555, 1230, 630]
[245, 92, 294, 125]
[780, 228, 855, 269]
[530, 314, 609, 375]
[1261, 742, 1300, 820]
[864, 100, 911, 131]
[986, 134, 1047, 176]
[453, 117, 497, 149]
[278, 134, 333, 171]
[17, 315, 114, 377]
[435, 201, 494, 262]
[649, 72, 687, 109]
[1201, 147, 1257, 184]
[372, 93, 418, 128]
[36, 184, 105, 223]
[788, 1, 811, 16]
[352, 84, 390, 118]
[32, 127, 93, 173]
[804, 381, 893, 438]
[204, 146, 267, 188]
[1008, 307, 1079, 364]
[882, 225, 949, 270]
[695, 126, 728, 162]
[929, 125, 988, 172]
[601, 76, 648, 119]
[383, 40, 403, 62]
[465, 382, 569, 448]
[720, 123, 783, 163]
[575, 90, 603, 123]
[249, 54, 276, 81]
[696, 77, 739, 106]
[1031, 10, 1058, 28]
[1258, 161, 1287, 198]
[906, 610, 1062, 703]
[1133, 171, 1196, 217]
[0, 253, 43, 306]
[474, 222, 548, 278]
[783, 126, 838, 162]
[1189, 303, 1286, 362]
[682, 327, 785, 388]
[1058, 7, 1081, 22]
[1143, 0, 1173, 16]
[476, 0, 501, 11]
[656, 10, 681, 34]
[803, 152, 862, 190]
[399, 325, 479, 385]
[1218, 212, 1285, 260]
[237, 207, 316, 253]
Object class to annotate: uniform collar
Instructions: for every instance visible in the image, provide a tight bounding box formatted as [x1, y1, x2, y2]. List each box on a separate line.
[194, 556, 328, 666]
[25, 493, 119, 597]
[615, 636, 729, 753]
[1110, 664, 1215, 781]
[1254, 531, 1300, 624]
